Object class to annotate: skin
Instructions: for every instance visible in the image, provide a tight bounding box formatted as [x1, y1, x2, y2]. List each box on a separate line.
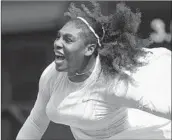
[54, 21, 97, 82]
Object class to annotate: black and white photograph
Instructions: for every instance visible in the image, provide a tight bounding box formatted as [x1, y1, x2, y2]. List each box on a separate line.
[1, 1, 171, 140]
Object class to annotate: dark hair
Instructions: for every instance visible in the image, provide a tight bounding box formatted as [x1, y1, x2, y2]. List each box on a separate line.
[64, 1, 151, 77]
[64, 17, 104, 57]
[65, 19, 99, 56]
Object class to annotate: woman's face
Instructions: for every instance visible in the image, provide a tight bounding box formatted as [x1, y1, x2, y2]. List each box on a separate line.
[54, 22, 86, 74]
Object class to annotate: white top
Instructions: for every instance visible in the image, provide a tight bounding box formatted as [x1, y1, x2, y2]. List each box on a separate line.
[16, 47, 171, 140]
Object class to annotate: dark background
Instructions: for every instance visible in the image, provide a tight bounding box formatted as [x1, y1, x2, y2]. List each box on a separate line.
[1, 1, 171, 140]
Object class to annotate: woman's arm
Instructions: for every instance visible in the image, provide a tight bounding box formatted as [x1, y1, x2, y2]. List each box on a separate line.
[16, 62, 55, 139]
[125, 50, 171, 120]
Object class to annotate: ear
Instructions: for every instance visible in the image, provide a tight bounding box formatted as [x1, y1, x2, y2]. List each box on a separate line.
[84, 44, 96, 56]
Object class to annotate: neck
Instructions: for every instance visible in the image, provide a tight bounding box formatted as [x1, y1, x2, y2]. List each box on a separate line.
[68, 55, 97, 82]
[78, 55, 96, 74]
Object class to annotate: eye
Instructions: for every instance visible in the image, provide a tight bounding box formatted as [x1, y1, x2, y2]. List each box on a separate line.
[66, 38, 73, 43]
[64, 35, 73, 43]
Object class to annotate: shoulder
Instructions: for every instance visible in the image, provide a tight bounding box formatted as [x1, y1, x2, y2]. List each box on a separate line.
[137, 47, 171, 70]
[39, 61, 59, 87]
[127, 47, 171, 102]
[132, 47, 171, 84]
[40, 61, 56, 78]
[143, 47, 171, 61]
[148, 47, 170, 68]
[145, 47, 171, 69]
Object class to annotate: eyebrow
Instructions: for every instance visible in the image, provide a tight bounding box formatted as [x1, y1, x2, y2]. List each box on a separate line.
[57, 31, 77, 40]
[57, 31, 74, 37]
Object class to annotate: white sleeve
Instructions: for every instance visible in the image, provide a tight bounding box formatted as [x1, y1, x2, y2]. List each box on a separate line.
[16, 62, 56, 139]
[126, 48, 171, 120]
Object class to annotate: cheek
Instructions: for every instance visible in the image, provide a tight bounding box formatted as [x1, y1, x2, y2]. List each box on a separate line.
[64, 47, 84, 68]
[67, 51, 83, 64]
[64, 43, 85, 60]
[63, 47, 76, 61]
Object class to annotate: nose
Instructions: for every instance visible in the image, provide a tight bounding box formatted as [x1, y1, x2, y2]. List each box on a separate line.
[54, 38, 63, 51]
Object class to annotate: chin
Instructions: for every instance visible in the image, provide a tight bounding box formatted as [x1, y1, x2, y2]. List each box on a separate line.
[55, 65, 67, 72]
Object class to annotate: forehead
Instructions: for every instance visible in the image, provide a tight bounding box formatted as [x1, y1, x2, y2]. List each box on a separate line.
[59, 22, 83, 37]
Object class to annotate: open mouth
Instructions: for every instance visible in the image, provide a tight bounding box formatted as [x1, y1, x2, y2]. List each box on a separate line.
[55, 53, 65, 61]
[55, 55, 65, 60]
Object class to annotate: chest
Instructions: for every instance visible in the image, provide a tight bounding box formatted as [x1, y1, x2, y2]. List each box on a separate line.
[46, 79, 127, 130]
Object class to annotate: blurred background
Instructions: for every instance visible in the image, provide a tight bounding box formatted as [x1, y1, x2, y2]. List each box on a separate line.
[1, 1, 171, 140]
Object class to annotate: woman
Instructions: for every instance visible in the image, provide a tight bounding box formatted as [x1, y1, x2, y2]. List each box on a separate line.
[16, 2, 171, 139]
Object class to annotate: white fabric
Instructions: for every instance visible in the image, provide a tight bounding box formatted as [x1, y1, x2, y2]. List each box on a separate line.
[16, 47, 171, 140]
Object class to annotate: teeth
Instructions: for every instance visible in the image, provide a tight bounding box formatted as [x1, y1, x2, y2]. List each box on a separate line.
[55, 53, 64, 57]
[54, 52, 65, 60]
[55, 54, 63, 57]
[55, 55, 63, 57]
[55, 55, 65, 60]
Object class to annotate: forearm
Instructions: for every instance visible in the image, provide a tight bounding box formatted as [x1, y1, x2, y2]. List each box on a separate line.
[134, 96, 171, 120]
[16, 114, 50, 140]
[16, 62, 55, 139]
[16, 93, 50, 140]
